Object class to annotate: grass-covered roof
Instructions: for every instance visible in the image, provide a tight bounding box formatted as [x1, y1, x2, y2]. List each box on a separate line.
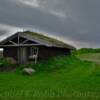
[0, 31, 75, 49]
[21, 31, 75, 49]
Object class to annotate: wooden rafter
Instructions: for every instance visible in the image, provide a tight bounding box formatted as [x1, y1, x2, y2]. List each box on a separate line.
[0, 44, 42, 47]
[20, 39, 29, 44]
[0, 32, 43, 47]
[9, 40, 17, 45]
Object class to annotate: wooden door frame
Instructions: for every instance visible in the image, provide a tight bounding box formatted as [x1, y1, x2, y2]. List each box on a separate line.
[18, 47, 27, 64]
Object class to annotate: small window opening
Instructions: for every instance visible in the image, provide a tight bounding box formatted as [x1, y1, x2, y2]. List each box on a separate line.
[30, 47, 38, 56]
[29, 47, 38, 64]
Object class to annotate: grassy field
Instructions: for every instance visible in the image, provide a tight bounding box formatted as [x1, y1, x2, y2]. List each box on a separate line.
[0, 55, 100, 99]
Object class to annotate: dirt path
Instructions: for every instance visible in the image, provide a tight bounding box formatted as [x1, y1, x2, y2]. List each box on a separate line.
[77, 53, 100, 64]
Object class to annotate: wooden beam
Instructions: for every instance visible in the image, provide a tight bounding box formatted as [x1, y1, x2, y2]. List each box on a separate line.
[9, 40, 17, 45]
[0, 44, 42, 47]
[0, 33, 19, 45]
[20, 39, 29, 44]
[17, 33, 20, 64]
[19, 34, 45, 45]
[18, 33, 20, 45]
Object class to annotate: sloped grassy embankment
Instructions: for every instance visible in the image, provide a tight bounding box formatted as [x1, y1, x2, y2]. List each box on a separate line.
[0, 55, 100, 100]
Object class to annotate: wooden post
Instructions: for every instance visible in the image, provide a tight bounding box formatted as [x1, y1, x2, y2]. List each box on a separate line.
[35, 48, 38, 64]
[18, 33, 20, 44]
[17, 33, 20, 64]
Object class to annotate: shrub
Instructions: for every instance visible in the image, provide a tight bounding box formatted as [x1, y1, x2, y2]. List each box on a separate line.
[27, 55, 81, 72]
[74, 48, 100, 55]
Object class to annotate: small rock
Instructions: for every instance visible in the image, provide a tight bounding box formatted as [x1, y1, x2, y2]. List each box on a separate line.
[23, 68, 36, 75]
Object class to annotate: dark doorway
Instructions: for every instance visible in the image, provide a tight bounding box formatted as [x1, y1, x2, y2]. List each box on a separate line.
[18, 47, 27, 64]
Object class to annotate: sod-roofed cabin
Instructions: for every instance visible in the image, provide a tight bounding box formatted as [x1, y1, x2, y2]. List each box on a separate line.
[0, 31, 75, 64]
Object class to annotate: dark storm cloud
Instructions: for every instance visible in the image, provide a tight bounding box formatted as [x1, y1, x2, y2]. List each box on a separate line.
[0, 0, 100, 48]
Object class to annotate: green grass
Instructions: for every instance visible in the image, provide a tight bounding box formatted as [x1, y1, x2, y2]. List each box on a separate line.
[0, 55, 100, 99]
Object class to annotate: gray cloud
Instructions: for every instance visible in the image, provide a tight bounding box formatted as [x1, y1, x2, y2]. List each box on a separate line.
[0, 0, 100, 48]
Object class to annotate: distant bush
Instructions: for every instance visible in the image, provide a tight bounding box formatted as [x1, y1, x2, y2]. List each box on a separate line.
[74, 48, 100, 55]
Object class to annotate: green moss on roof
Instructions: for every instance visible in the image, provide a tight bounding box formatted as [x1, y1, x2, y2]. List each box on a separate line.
[23, 31, 75, 49]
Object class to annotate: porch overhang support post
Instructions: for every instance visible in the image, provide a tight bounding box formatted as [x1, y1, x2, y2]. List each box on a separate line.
[17, 33, 20, 64]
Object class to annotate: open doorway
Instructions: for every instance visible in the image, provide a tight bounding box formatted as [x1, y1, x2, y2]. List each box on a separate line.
[18, 47, 28, 64]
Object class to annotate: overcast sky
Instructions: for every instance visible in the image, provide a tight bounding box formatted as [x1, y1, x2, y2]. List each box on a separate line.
[0, 0, 100, 48]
